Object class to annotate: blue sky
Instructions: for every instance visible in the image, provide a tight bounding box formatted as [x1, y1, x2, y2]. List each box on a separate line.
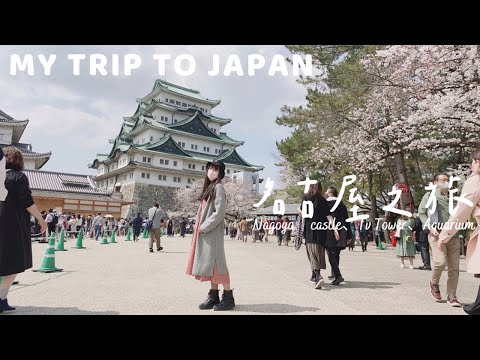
[0, 45, 307, 187]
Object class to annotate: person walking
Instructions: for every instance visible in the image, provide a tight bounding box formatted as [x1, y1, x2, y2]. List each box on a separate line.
[180, 217, 187, 238]
[413, 214, 431, 270]
[147, 203, 162, 252]
[132, 213, 143, 242]
[325, 186, 349, 285]
[239, 217, 248, 242]
[419, 173, 462, 307]
[438, 148, 480, 314]
[300, 181, 330, 289]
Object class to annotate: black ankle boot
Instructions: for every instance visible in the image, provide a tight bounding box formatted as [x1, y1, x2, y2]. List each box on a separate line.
[213, 290, 235, 311]
[464, 285, 480, 315]
[199, 289, 220, 310]
[0, 298, 16, 312]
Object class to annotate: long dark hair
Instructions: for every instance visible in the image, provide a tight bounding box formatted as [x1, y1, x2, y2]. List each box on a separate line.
[306, 181, 323, 200]
[3, 146, 24, 171]
[198, 164, 222, 201]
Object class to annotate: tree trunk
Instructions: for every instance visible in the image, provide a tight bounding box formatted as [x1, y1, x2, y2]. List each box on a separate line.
[368, 171, 378, 222]
[413, 151, 423, 178]
[379, 172, 391, 244]
[394, 152, 408, 184]
[393, 151, 414, 212]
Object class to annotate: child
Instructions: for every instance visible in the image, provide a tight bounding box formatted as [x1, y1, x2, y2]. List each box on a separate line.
[186, 160, 235, 311]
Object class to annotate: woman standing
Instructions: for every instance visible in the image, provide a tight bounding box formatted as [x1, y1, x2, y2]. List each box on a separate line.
[0, 147, 47, 312]
[395, 214, 417, 269]
[300, 182, 330, 289]
[186, 160, 234, 311]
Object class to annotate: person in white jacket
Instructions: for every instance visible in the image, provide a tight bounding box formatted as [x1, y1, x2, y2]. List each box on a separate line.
[0, 147, 7, 201]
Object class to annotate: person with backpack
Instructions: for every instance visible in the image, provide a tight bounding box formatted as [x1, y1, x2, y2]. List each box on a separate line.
[45, 209, 58, 236]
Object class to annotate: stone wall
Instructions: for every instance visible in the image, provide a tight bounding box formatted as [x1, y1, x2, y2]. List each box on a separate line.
[120, 182, 177, 221]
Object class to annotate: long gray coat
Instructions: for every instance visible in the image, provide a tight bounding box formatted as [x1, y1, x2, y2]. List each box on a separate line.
[192, 183, 228, 276]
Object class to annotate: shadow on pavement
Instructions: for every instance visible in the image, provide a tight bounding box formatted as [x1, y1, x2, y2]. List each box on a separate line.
[325, 281, 400, 289]
[2, 306, 120, 315]
[235, 304, 320, 314]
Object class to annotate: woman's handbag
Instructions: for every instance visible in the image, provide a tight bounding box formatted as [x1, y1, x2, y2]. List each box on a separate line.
[294, 216, 304, 250]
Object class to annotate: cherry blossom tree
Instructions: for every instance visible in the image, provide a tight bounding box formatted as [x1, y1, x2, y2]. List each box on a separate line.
[316, 46, 480, 206]
[170, 179, 260, 220]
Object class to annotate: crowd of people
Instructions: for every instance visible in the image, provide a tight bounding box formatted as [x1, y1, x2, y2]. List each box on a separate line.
[30, 211, 193, 242]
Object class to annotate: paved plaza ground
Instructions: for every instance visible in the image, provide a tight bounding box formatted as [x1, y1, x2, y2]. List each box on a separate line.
[3, 234, 479, 315]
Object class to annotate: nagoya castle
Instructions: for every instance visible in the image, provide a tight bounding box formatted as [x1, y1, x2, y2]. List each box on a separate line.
[90, 80, 264, 218]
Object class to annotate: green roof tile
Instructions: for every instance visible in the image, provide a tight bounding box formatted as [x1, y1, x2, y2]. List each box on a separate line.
[168, 112, 220, 139]
[154, 80, 221, 105]
[142, 134, 192, 158]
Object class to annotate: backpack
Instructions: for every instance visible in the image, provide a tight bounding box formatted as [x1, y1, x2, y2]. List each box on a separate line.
[51, 213, 59, 226]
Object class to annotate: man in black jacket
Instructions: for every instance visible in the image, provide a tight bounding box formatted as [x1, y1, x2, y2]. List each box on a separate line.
[325, 186, 351, 285]
[413, 214, 431, 270]
[132, 213, 143, 242]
